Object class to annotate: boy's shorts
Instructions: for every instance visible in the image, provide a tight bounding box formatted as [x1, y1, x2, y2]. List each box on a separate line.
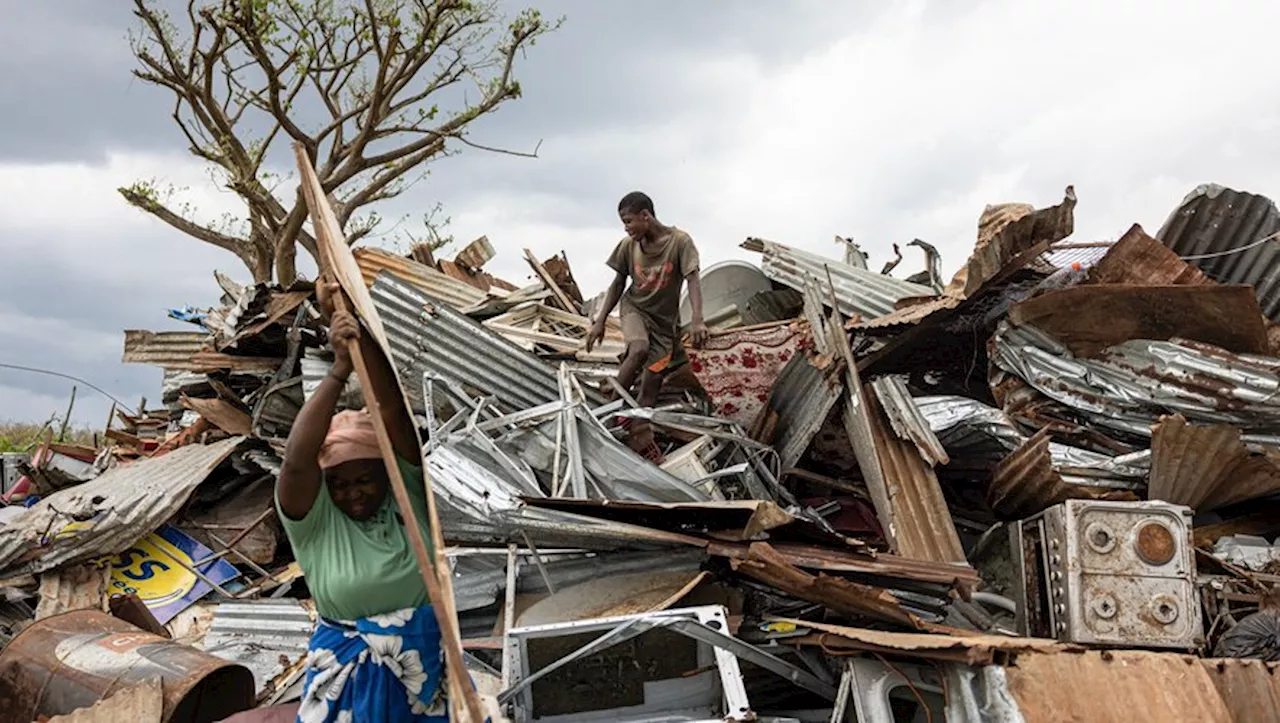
[620, 311, 686, 374]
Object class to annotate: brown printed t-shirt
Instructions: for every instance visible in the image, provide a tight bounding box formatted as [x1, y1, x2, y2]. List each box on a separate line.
[606, 228, 700, 336]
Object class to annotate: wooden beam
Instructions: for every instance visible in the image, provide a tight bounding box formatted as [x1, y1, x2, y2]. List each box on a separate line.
[293, 143, 484, 722]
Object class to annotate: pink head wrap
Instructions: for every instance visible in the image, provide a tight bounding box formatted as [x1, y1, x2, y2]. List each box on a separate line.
[318, 409, 381, 470]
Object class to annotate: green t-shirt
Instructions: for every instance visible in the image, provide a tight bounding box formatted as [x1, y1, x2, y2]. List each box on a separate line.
[276, 456, 432, 621]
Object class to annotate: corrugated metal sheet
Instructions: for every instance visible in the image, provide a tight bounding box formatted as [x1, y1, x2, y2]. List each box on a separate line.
[0, 437, 245, 578]
[948, 186, 1077, 299]
[1090, 223, 1214, 286]
[1202, 658, 1280, 723]
[741, 237, 933, 320]
[369, 271, 601, 414]
[353, 246, 487, 310]
[1149, 414, 1280, 512]
[201, 599, 315, 701]
[991, 321, 1280, 441]
[862, 385, 966, 563]
[870, 377, 949, 466]
[1005, 650, 1235, 723]
[45, 678, 163, 723]
[122, 330, 210, 367]
[1157, 184, 1280, 322]
[989, 430, 1137, 520]
[750, 351, 842, 471]
[852, 294, 961, 331]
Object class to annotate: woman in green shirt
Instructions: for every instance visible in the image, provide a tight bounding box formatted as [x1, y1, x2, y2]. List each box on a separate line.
[277, 282, 449, 722]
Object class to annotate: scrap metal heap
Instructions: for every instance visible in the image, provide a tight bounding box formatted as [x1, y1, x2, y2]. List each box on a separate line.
[3, 183, 1280, 721]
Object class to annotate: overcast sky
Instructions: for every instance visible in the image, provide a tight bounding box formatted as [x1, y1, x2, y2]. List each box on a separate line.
[3, 0, 1280, 428]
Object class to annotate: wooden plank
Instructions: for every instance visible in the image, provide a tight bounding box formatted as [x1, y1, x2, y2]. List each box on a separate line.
[293, 143, 484, 722]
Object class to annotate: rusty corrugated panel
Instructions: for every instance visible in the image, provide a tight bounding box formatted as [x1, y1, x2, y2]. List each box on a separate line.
[1089, 223, 1214, 286]
[122, 330, 210, 367]
[863, 385, 966, 563]
[870, 377, 949, 466]
[1202, 658, 1280, 723]
[741, 237, 933, 320]
[991, 321, 1280, 441]
[1157, 184, 1280, 322]
[0, 437, 245, 578]
[1006, 650, 1234, 723]
[352, 246, 487, 309]
[852, 295, 961, 330]
[751, 351, 842, 471]
[946, 186, 1077, 299]
[989, 429, 1136, 520]
[45, 678, 163, 723]
[1149, 415, 1280, 512]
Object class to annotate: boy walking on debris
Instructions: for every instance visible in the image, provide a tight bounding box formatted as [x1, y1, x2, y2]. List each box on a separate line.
[587, 191, 708, 459]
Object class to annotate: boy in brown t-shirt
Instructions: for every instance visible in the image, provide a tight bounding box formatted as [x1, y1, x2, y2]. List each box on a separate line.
[587, 192, 707, 456]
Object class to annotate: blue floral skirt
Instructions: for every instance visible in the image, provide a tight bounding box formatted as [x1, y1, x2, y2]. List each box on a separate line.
[296, 605, 449, 723]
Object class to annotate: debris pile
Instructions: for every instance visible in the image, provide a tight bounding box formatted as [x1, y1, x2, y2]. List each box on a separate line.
[3, 182, 1280, 721]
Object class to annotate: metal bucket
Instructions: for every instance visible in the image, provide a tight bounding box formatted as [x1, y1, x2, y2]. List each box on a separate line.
[0, 609, 255, 722]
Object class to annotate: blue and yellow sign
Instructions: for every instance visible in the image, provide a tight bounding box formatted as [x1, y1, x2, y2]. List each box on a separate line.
[106, 525, 240, 624]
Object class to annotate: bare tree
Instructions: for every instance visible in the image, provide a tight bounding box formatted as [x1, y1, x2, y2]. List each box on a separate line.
[121, 0, 558, 283]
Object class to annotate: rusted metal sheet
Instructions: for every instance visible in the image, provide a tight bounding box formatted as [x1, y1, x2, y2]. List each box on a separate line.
[870, 376, 949, 466]
[1010, 284, 1269, 357]
[352, 246, 488, 310]
[750, 350, 842, 471]
[991, 321, 1280, 441]
[1089, 223, 1214, 286]
[1202, 658, 1280, 723]
[123, 331, 280, 373]
[1149, 415, 1280, 511]
[853, 294, 961, 331]
[122, 330, 210, 368]
[705, 540, 980, 590]
[45, 678, 164, 723]
[989, 430, 1138, 520]
[779, 618, 1069, 664]
[0, 437, 245, 578]
[741, 237, 933, 320]
[727, 542, 931, 630]
[1005, 650, 1234, 723]
[1157, 184, 1280, 322]
[35, 564, 109, 621]
[863, 385, 966, 563]
[0, 609, 255, 722]
[945, 186, 1077, 299]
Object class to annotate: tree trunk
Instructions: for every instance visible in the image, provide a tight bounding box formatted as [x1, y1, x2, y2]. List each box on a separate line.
[275, 238, 298, 286]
